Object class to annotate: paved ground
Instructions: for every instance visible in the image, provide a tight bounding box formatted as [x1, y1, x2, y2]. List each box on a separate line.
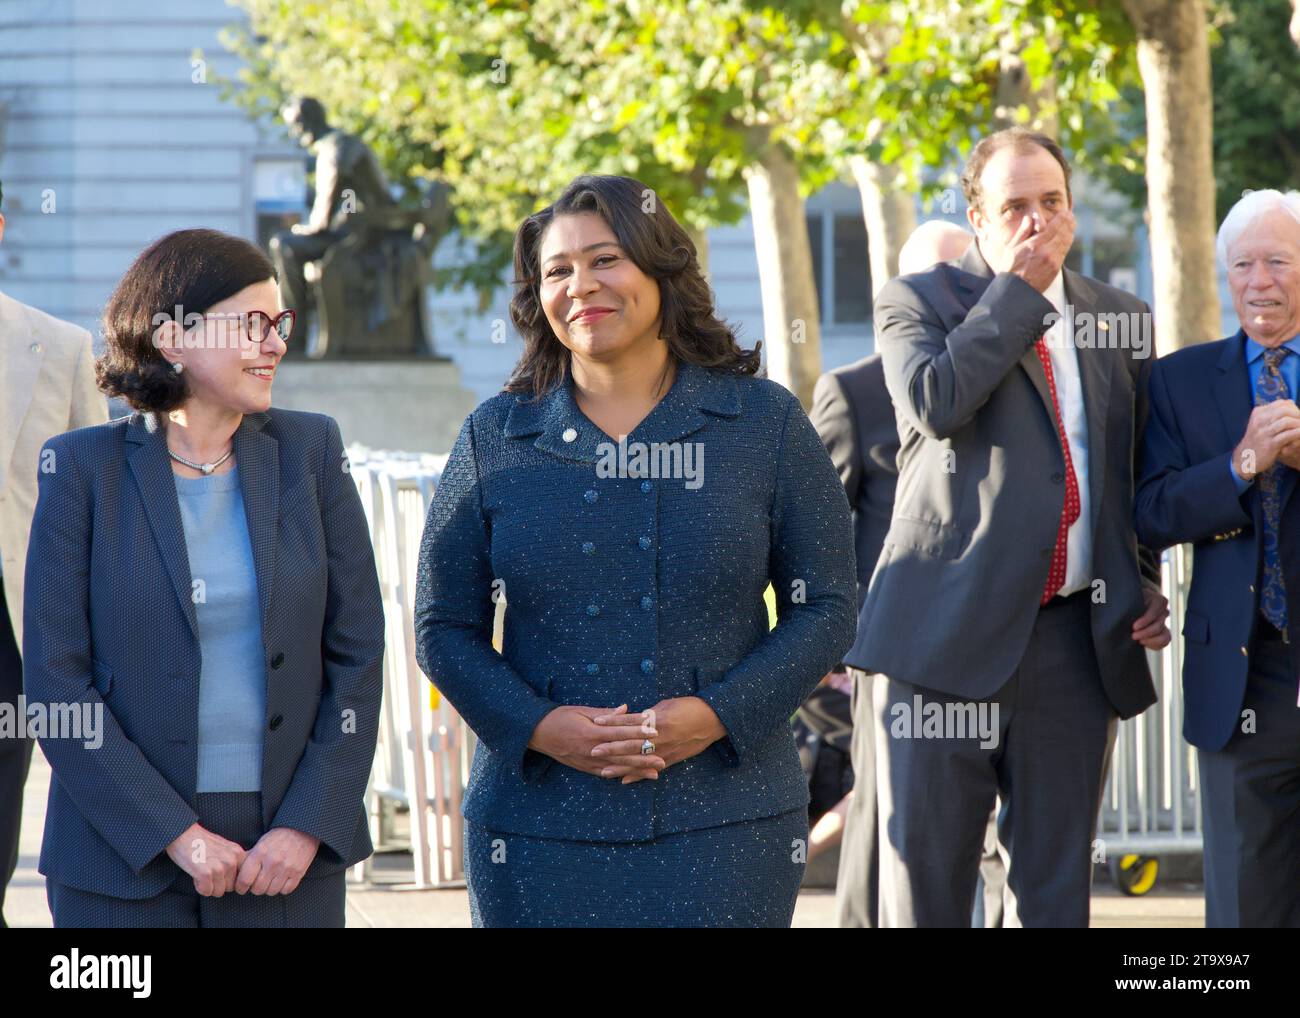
[6, 747, 1204, 928]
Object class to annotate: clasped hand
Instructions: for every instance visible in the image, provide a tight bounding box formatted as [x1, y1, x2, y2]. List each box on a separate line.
[528, 697, 726, 784]
[166, 823, 321, 897]
[1234, 400, 1300, 478]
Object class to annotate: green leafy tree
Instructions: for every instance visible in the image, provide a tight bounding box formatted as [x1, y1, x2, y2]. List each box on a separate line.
[1211, 0, 1300, 218]
[226, 0, 865, 403]
[788, 1, 1145, 297]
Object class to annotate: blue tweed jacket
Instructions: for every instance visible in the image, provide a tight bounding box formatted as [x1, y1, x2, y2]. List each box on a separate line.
[22, 408, 385, 899]
[414, 359, 858, 842]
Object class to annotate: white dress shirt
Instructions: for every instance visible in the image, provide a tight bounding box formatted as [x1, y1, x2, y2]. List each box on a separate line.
[1039, 270, 1092, 596]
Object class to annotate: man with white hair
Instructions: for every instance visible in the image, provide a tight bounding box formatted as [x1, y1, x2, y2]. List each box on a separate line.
[1136, 188, 1300, 927]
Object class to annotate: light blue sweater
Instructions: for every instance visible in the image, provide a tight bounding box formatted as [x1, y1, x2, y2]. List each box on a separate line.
[174, 468, 267, 792]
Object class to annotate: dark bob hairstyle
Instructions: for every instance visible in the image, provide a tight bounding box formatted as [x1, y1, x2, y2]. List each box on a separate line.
[505, 174, 760, 398]
[95, 228, 277, 413]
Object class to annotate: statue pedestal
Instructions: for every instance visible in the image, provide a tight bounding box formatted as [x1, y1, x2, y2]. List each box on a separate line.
[270, 358, 479, 455]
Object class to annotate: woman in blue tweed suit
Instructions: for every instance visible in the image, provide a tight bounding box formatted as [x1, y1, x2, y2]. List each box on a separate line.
[23, 229, 384, 927]
[414, 175, 857, 927]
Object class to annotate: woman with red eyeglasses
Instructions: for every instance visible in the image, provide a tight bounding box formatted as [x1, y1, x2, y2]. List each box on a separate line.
[22, 228, 385, 926]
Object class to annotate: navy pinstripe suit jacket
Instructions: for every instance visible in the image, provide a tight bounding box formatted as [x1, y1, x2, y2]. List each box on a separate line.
[22, 407, 384, 899]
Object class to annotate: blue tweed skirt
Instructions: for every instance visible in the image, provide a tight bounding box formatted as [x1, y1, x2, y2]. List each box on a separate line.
[464, 808, 809, 928]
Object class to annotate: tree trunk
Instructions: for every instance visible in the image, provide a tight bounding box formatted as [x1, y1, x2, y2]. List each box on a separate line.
[848, 155, 917, 299]
[840, 21, 917, 299]
[1122, 0, 1221, 353]
[744, 140, 823, 408]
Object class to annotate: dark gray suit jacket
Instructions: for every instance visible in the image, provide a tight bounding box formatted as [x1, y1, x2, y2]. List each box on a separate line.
[845, 243, 1159, 720]
[23, 408, 385, 898]
[810, 355, 899, 613]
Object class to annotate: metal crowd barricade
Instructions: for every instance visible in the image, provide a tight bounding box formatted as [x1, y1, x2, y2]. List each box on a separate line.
[343, 441, 1203, 893]
[1098, 544, 1202, 892]
[346, 446, 476, 889]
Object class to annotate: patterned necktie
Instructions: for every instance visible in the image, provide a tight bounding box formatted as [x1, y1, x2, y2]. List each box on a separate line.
[1255, 346, 1290, 632]
[1036, 338, 1081, 605]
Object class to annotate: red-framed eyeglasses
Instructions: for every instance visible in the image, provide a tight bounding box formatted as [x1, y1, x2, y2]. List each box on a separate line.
[202, 309, 296, 344]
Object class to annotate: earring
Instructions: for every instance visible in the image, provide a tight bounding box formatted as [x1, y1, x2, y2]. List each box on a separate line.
[173, 362, 184, 374]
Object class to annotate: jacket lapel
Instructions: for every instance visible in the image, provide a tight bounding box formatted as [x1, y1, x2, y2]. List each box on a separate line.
[125, 410, 278, 643]
[1214, 330, 1252, 447]
[1017, 341, 1054, 425]
[126, 412, 200, 644]
[1214, 330, 1252, 448]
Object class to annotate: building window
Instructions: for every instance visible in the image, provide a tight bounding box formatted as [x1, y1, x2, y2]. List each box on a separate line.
[806, 211, 872, 325]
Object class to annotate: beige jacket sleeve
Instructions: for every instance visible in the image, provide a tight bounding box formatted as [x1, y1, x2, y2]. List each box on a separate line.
[68, 329, 109, 429]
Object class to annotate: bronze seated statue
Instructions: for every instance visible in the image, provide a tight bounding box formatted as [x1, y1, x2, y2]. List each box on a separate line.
[269, 96, 452, 359]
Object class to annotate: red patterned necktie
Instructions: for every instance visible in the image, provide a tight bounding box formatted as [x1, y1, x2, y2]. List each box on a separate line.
[1036, 337, 1081, 605]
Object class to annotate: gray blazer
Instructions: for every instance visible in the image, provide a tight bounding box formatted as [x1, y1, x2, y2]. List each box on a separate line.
[810, 354, 900, 613]
[844, 243, 1159, 720]
[23, 408, 385, 899]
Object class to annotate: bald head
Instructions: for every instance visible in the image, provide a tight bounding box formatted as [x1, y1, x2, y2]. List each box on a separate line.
[898, 220, 973, 276]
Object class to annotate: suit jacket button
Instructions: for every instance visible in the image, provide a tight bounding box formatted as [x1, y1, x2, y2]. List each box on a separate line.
[586, 663, 600, 675]
[269, 714, 284, 730]
[584, 489, 599, 504]
[1051, 471, 1064, 484]
[1240, 646, 1248, 657]
[1249, 584, 1255, 594]
[640, 658, 655, 675]
[639, 535, 652, 550]
[271, 652, 285, 669]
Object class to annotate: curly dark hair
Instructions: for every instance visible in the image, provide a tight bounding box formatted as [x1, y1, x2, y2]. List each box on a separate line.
[96, 228, 277, 413]
[505, 174, 760, 398]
